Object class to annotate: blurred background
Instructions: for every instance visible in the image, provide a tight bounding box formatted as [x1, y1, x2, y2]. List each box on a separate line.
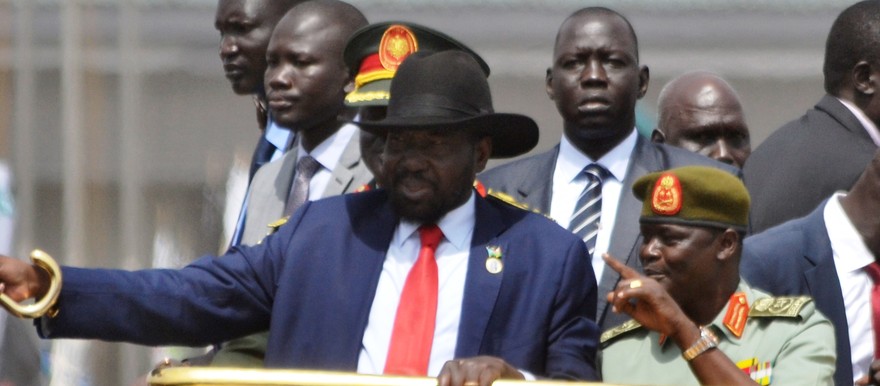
[0, 0, 851, 384]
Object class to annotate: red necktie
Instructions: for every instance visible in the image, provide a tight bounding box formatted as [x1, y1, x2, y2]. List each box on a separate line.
[865, 262, 880, 360]
[384, 224, 443, 375]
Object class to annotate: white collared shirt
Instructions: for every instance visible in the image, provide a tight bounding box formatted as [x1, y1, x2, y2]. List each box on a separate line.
[837, 98, 880, 147]
[265, 118, 294, 161]
[295, 123, 357, 201]
[551, 129, 637, 283]
[825, 192, 875, 382]
[358, 193, 475, 376]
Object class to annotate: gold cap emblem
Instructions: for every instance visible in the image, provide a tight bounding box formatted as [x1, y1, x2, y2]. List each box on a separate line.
[379, 25, 418, 72]
[651, 173, 682, 216]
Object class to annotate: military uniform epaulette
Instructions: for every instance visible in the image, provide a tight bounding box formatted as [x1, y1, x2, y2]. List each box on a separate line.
[485, 188, 550, 218]
[600, 319, 643, 345]
[748, 296, 813, 318]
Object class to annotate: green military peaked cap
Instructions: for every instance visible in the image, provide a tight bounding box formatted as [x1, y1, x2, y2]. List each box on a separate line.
[632, 166, 749, 231]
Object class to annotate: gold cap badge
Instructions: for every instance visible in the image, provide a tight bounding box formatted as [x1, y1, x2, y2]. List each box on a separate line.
[651, 173, 682, 216]
[379, 25, 418, 72]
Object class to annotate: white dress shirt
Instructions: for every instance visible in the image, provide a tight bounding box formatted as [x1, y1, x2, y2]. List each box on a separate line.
[357, 193, 474, 376]
[295, 123, 357, 201]
[551, 130, 637, 283]
[825, 192, 876, 382]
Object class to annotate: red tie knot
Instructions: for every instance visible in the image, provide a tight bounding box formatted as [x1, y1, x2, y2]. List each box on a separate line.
[419, 224, 443, 250]
[866, 262, 880, 284]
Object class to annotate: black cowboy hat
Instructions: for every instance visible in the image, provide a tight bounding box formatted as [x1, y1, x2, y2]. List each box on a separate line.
[357, 50, 539, 158]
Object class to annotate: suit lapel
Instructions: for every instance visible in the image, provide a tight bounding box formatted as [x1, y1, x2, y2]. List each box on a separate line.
[598, 137, 656, 326]
[816, 94, 875, 143]
[344, 194, 398, 367]
[798, 205, 852, 382]
[322, 131, 362, 197]
[455, 196, 506, 358]
[512, 147, 559, 214]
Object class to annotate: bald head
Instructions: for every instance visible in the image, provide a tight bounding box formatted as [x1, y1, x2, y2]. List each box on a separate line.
[653, 71, 751, 168]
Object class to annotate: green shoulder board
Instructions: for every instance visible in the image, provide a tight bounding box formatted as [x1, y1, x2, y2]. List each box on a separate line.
[600, 319, 643, 345]
[749, 296, 813, 318]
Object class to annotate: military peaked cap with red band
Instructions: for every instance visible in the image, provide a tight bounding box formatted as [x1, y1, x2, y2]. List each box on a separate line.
[343, 22, 489, 107]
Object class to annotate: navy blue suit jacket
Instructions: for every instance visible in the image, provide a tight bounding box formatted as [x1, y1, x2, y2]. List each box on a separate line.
[741, 201, 851, 386]
[39, 190, 600, 380]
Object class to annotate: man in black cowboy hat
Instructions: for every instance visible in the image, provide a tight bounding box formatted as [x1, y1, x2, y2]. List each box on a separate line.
[0, 51, 599, 383]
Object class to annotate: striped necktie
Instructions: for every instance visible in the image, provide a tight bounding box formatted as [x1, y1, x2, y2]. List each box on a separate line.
[568, 164, 607, 255]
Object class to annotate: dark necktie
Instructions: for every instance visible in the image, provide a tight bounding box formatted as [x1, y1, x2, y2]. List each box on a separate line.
[284, 155, 321, 216]
[248, 134, 275, 182]
[865, 262, 880, 359]
[568, 164, 607, 256]
[384, 224, 443, 376]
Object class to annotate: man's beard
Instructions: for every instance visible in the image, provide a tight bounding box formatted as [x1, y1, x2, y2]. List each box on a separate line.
[387, 171, 473, 224]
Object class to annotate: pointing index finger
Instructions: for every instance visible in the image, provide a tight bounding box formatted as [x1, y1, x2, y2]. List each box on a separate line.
[602, 253, 642, 280]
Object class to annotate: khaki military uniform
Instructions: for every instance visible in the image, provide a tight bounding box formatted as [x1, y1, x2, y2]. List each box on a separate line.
[600, 281, 835, 385]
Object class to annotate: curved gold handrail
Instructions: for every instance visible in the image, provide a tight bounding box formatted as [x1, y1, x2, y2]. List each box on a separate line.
[0, 249, 62, 318]
[148, 367, 623, 386]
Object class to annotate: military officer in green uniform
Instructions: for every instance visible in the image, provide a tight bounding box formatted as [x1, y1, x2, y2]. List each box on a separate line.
[600, 166, 835, 385]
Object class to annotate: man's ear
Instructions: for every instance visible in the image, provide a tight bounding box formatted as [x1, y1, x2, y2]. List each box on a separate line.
[651, 128, 666, 143]
[853, 60, 876, 96]
[716, 229, 741, 262]
[474, 136, 492, 173]
[637, 65, 650, 99]
[545, 67, 555, 100]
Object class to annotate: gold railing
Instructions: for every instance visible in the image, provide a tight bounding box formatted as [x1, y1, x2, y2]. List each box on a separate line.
[148, 368, 622, 386]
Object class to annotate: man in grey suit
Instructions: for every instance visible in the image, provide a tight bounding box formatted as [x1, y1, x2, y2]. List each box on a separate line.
[744, 0, 880, 233]
[234, 0, 372, 246]
[211, 0, 373, 365]
[479, 7, 737, 331]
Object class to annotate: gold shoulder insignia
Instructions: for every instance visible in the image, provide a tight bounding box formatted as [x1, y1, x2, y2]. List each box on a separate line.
[262, 216, 290, 239]
[749, 296, 812, 318]
[486, 189, 529, 210]
[600, 319, 643, 344]
[486, 189, 553, 219]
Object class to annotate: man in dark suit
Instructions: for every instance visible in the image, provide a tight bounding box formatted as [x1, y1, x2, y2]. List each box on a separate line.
[742, 150, 880, 386]
[479, 7, 737, 331]
[743, 0, 880, 233]
[0, 51, 599, 384]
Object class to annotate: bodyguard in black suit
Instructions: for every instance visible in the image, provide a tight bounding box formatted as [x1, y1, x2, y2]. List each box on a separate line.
[480, 7, 738, 331]
[744, 0, 880, 233]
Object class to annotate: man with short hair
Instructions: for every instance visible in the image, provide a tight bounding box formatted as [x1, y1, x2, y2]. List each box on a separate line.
[652, 71, 751, 168]
[235, 0, 373, 247]
[0, 50, 599, 384]
[214, 0, 305, 246]
[601, 166, 835, 385]
[479, 7, 737, 331]
[744, 0, 880, 233]
[211, 0, 373, 366]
